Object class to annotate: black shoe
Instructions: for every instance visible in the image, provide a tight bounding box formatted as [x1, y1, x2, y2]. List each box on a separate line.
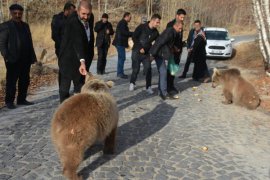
[179, 74, 186, 78]
[17, 100, 34, 106]
[117, 74, 128, 79]
[159, 94, 170, 100]
[6, 103, 16, 109]
[169, 94, 180, 99]
[168, 86, 179, 95]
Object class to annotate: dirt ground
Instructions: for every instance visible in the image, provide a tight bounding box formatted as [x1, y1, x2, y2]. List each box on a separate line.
[228, 42, 270, 112]
[0, 66, 57, 108]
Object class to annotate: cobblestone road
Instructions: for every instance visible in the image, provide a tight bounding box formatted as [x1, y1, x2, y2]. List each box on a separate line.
[1, 48, 270, 180]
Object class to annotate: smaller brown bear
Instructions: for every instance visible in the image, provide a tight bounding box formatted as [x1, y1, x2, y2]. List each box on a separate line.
[51, 73, 118, 180]
[212, 68, 260, 110]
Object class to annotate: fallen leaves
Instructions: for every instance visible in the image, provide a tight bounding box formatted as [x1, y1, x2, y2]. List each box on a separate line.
[0, 67, 57, 108]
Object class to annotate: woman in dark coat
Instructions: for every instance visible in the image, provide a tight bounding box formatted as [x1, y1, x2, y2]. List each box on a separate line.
[192, 31, 210, 83]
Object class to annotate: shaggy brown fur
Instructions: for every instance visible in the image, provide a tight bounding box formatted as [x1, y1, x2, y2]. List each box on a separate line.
[212, 68, 260, 110]
[51, 73, 118, 180]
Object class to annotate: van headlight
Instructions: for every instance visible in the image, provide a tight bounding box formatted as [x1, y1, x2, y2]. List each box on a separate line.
[225, 44, 232, 48]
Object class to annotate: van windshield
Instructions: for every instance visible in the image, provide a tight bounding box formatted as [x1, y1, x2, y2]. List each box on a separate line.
[205, 31, 230, 40]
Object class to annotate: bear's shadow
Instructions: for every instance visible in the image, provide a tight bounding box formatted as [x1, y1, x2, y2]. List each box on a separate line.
[79, 102, 176, 179]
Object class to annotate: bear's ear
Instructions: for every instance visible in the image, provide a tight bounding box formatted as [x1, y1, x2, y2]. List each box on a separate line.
[214, 68, 221, 76]
[106, 81, 114, 88]
[85, 72, 95, 82]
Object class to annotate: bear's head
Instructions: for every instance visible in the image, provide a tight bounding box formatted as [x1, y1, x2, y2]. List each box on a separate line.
[81, 72, 114, 93]
[212, 68, 241, 88]
[212, 68, 223, 88]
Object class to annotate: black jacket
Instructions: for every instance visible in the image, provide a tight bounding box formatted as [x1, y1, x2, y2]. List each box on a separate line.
[112, 19, 133, 48]
[94, 20, 114, 47]
[187, 28, 204, 49]
[0, 20, 37, 64]
[88, 13, 95, 57]
[150, 27, 178, 60]
[187, 29, 195, 49]
[167, 19, 183, 50]
[192, 34, 206, 62]
[51, 12, 68, 54]
[132, 22, 159, 54]
[59, 12, 93, 79]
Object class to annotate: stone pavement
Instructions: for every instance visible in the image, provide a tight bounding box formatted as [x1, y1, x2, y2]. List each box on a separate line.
[0, 48, 270, 180]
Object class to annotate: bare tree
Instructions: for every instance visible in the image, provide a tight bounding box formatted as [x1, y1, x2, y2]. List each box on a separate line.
[104, 0, 108, 13]
[252, 0, 270, 73]
[0, 0, 4, 23]
[98, 0, 100, 19]
[146, 0, 153, 20]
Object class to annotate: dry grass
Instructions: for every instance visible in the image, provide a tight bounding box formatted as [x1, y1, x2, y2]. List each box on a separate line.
[0, 64, 58, 108]
[228, 25, 257, 36]
[0, 60, 6, 89]
[230, 41, 264, 71]
[228, 42, 270, 111]
[30, 23, 53, 48]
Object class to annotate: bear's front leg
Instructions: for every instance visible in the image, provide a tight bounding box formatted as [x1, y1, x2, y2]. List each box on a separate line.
[222, 89, 233, 105]
[103, 127, 117, 155]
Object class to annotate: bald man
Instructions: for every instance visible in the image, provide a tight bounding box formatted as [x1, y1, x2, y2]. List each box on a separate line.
[150, 21, 183, 100]
[58, 0, 94, 103]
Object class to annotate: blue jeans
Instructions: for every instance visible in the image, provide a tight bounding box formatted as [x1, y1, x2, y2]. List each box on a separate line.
[155, 58, 167, 96]
[116, 46, 126, 75]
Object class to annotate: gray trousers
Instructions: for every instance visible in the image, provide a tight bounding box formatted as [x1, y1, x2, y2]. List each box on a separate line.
[155, 58, 167, 96]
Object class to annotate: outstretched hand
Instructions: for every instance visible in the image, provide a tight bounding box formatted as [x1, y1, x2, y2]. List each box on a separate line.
[79, 63, 87, 75]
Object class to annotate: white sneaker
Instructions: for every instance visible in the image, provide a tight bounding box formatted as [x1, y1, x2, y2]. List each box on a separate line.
[129, 83, 135, 91]
[146, 87, 154, 94]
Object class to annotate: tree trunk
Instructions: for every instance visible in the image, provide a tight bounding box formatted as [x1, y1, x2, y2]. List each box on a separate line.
[0, 0, 3, 23]
[104, 0, 108, 13]
[252, 0, 270, 72]
[98, 0, 101, 19]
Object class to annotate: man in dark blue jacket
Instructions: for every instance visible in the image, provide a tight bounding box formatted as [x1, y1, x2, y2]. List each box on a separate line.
[94, 13, 114, 75]
[0, 4, 37, 109]
[112, 12, 133, 79]
[179, 20, 204, 78]
[129, 14, 161, 94]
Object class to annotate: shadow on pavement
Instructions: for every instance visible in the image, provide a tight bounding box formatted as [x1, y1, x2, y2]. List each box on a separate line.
[79, 103, 176, 179]
[117, 90, 155, 111]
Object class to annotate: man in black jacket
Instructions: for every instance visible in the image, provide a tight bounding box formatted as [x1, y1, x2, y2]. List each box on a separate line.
[179, 20, 204, 78]
[112, 12, 133, 79]
[51, 2, 75, 58]
[58, 0, 93, 103]
[166, 9, 186, 95]
[0, 4, 37, 109]
[51, 2, 75, 87]
[94, 13, 114, 75]
[129, 14, 161, 94]
[150, 21, 183, 100]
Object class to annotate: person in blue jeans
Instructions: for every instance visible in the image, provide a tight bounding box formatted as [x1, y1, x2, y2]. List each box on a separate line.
[150, 21, 183, 100]
[112, 12, 133, 79]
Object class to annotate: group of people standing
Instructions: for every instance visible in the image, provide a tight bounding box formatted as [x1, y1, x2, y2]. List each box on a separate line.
[127, 9, 210, 100]
[0, 0, 211, 109]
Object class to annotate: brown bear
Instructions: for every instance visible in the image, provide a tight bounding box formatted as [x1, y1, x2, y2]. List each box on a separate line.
[51, 73, 118, 180]
[212, 68, 260, 110]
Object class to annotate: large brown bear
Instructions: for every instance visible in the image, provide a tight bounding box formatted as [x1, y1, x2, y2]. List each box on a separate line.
[212, 68, 260, 110]
[51, 73, 118, 180]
